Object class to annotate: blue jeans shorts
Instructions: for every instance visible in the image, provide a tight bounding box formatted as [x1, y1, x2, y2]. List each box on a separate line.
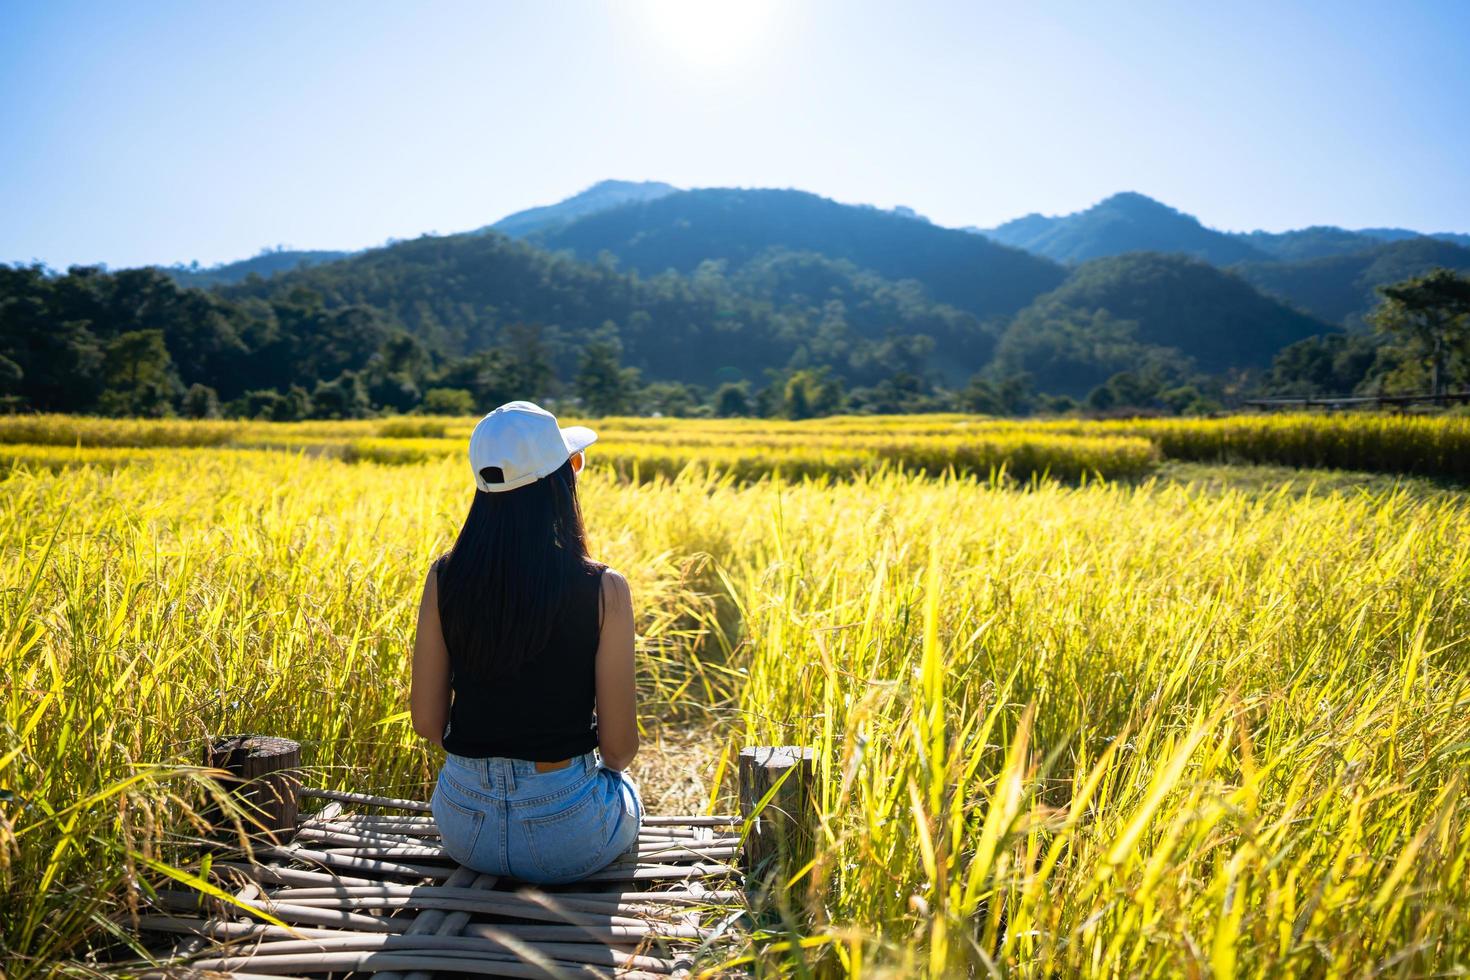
[430, 749, 643, 884]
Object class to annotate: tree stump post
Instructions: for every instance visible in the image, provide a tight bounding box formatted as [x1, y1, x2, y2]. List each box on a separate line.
[203, 734, 301, 845]
[738, 745, 815, 906]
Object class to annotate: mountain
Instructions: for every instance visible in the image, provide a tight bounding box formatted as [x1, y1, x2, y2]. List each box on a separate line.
[531, 187, 1066, 319]
[1229, 226, 1470, 262]
[1235, 237, 1470, 326]
[994, 253, 1335, 396]
[159, 180, 680, 288]
[978, 192, 1269, 266]
[223, 229, 1002, 387]
[727, 249, 1001, 381]
[165, 248, 353, 287]
[486, 179, 679, 238]
[979, 194, 1470, 266]
[1358, 228, 1470, 249]
[1228, 227, 1383, 262]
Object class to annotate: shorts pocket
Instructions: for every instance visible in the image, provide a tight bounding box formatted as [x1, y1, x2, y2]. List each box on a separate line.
[518, 788, 613, 883]
[431, 781, 486, 866]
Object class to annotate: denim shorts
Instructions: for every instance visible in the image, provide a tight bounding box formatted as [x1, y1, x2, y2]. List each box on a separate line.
[430, 749, 643, 884]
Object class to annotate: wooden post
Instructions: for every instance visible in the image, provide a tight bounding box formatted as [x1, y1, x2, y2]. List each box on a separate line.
[738, 745, 815, 901]
[204, 734, 301, 844]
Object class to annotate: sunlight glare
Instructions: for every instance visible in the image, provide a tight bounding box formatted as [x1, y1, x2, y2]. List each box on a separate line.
[636, 0, 784, 69]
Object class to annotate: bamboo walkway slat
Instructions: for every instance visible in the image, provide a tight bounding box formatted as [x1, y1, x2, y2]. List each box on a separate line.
[184, 931, 678, 970]
[377, 864, 492, 980]
[289, 830, 746, 869]
[269, 884, 745, 909]
[298, 786, 436, 812]
[192, 951, 656, 979]
[136, 781, 749, 978]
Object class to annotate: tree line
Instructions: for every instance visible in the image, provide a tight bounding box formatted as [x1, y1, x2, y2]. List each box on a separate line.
[1261, 269, 1470, 400]
[2, 239, 1466, 419]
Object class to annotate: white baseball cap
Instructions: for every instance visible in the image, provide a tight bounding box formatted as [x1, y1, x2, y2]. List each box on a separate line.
[467, 401, 597, 493]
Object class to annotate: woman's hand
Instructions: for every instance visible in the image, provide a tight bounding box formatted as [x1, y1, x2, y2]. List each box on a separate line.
[410, 561, 450, 747]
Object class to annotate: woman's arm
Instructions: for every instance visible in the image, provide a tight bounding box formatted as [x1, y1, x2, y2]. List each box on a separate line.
[594, 569, 639, 771]
[410, 563, 451, 747]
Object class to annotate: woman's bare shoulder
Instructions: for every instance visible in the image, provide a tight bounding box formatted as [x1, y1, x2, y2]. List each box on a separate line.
[424, 554, 450, 593]
[598, 566, 632, 609]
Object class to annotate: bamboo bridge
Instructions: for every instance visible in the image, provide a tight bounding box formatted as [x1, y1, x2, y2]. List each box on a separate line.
[125, 736, 815, 978]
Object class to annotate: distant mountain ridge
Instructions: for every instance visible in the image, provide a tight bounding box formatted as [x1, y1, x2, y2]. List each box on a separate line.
[976, 191, 1470, 266]
[210, 189, 1330, 396]
[131, 179, 1470, 404]
[219, 224, 1005, 388]
[979, 192, 1269, 266]
[1358, 227, 1470, 248]
[163, 183, 1469, 302]
[972, 191, 1470, 327]
[530, 187, 1067, 320]
[486, 179, 679, 238]
[994, 252, 1333, 397]
[1232, 226, 1470, 261]
[1230, 227, 1385, 262]
[167, 247, 353, 287]
[1235, 237, 1470, 326]
[159, 180, 679, 288]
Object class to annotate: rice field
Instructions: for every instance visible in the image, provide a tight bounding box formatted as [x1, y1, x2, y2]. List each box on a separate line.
[2, 414, 1469, 976]
[3, 410, 1468, 481]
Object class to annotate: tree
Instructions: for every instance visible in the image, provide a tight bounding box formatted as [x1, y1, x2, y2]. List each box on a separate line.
[1157, 384, 1220, 415]
[848, 371, 948, 414]
[181, 383, 220, 419]
[1368, 269, 1470, 396]
[1034, 393, 1079, 414]
[1262, 332, 1387, 396]
[281, 385, 314, 421]
[434, 349, 517, 409]
[422, 387, 475, 415]
[366, 332, 431, 412]
[99, 329, 180, 416]
[0, 353, 21, 396]
[501, 324, 556, 401]
[640, 381, 701, 417]
[712, 381, 751, 417]
[311, 370, 371, 419]
[0, 266, 105, 410]
[959, 373, 1033, 416]
[576, 327, 640, 416]
[235, 389, 285, 420]
[1082, 368, 1220, 415]
[781, 368, 844, 419]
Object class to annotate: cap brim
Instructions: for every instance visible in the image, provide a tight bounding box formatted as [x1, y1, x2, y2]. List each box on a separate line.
[561, 425, 597, 455]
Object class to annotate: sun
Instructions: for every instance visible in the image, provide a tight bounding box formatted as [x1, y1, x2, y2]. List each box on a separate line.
[635, 0, 784, 69]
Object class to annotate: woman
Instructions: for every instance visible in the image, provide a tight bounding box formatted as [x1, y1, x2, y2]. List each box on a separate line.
[410, 400, 643, 884]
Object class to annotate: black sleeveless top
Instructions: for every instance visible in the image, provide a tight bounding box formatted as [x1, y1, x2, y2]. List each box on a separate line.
[436, 558, 605, 761]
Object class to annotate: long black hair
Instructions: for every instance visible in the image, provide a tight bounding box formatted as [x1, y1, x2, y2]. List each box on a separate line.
[436, 457, 594, 680]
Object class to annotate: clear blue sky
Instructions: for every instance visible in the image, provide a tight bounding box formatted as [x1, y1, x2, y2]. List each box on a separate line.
[3, 0, 1468, 270]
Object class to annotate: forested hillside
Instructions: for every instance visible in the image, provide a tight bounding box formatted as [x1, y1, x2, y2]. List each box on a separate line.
[1359, 227, 1470, 249]
[224, 231, 999, 387]
[0, 225, 1007, 418]
[161, 180, 681, 289]
[166, 248, 354, 287]
[976, 193, 1470, 270]
[6, 182, 1468, 420]
[1229, 227, 1470, 262]
[993, 253, 1334, 397]
[979, 192, 1269, 266]
[532, 187, 1067, 318]
[486, 179, 678, 238]
[1236, 238, 1470, 326]
[974, 191, 1470, 328]
[1229, 227, 1386, 262]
